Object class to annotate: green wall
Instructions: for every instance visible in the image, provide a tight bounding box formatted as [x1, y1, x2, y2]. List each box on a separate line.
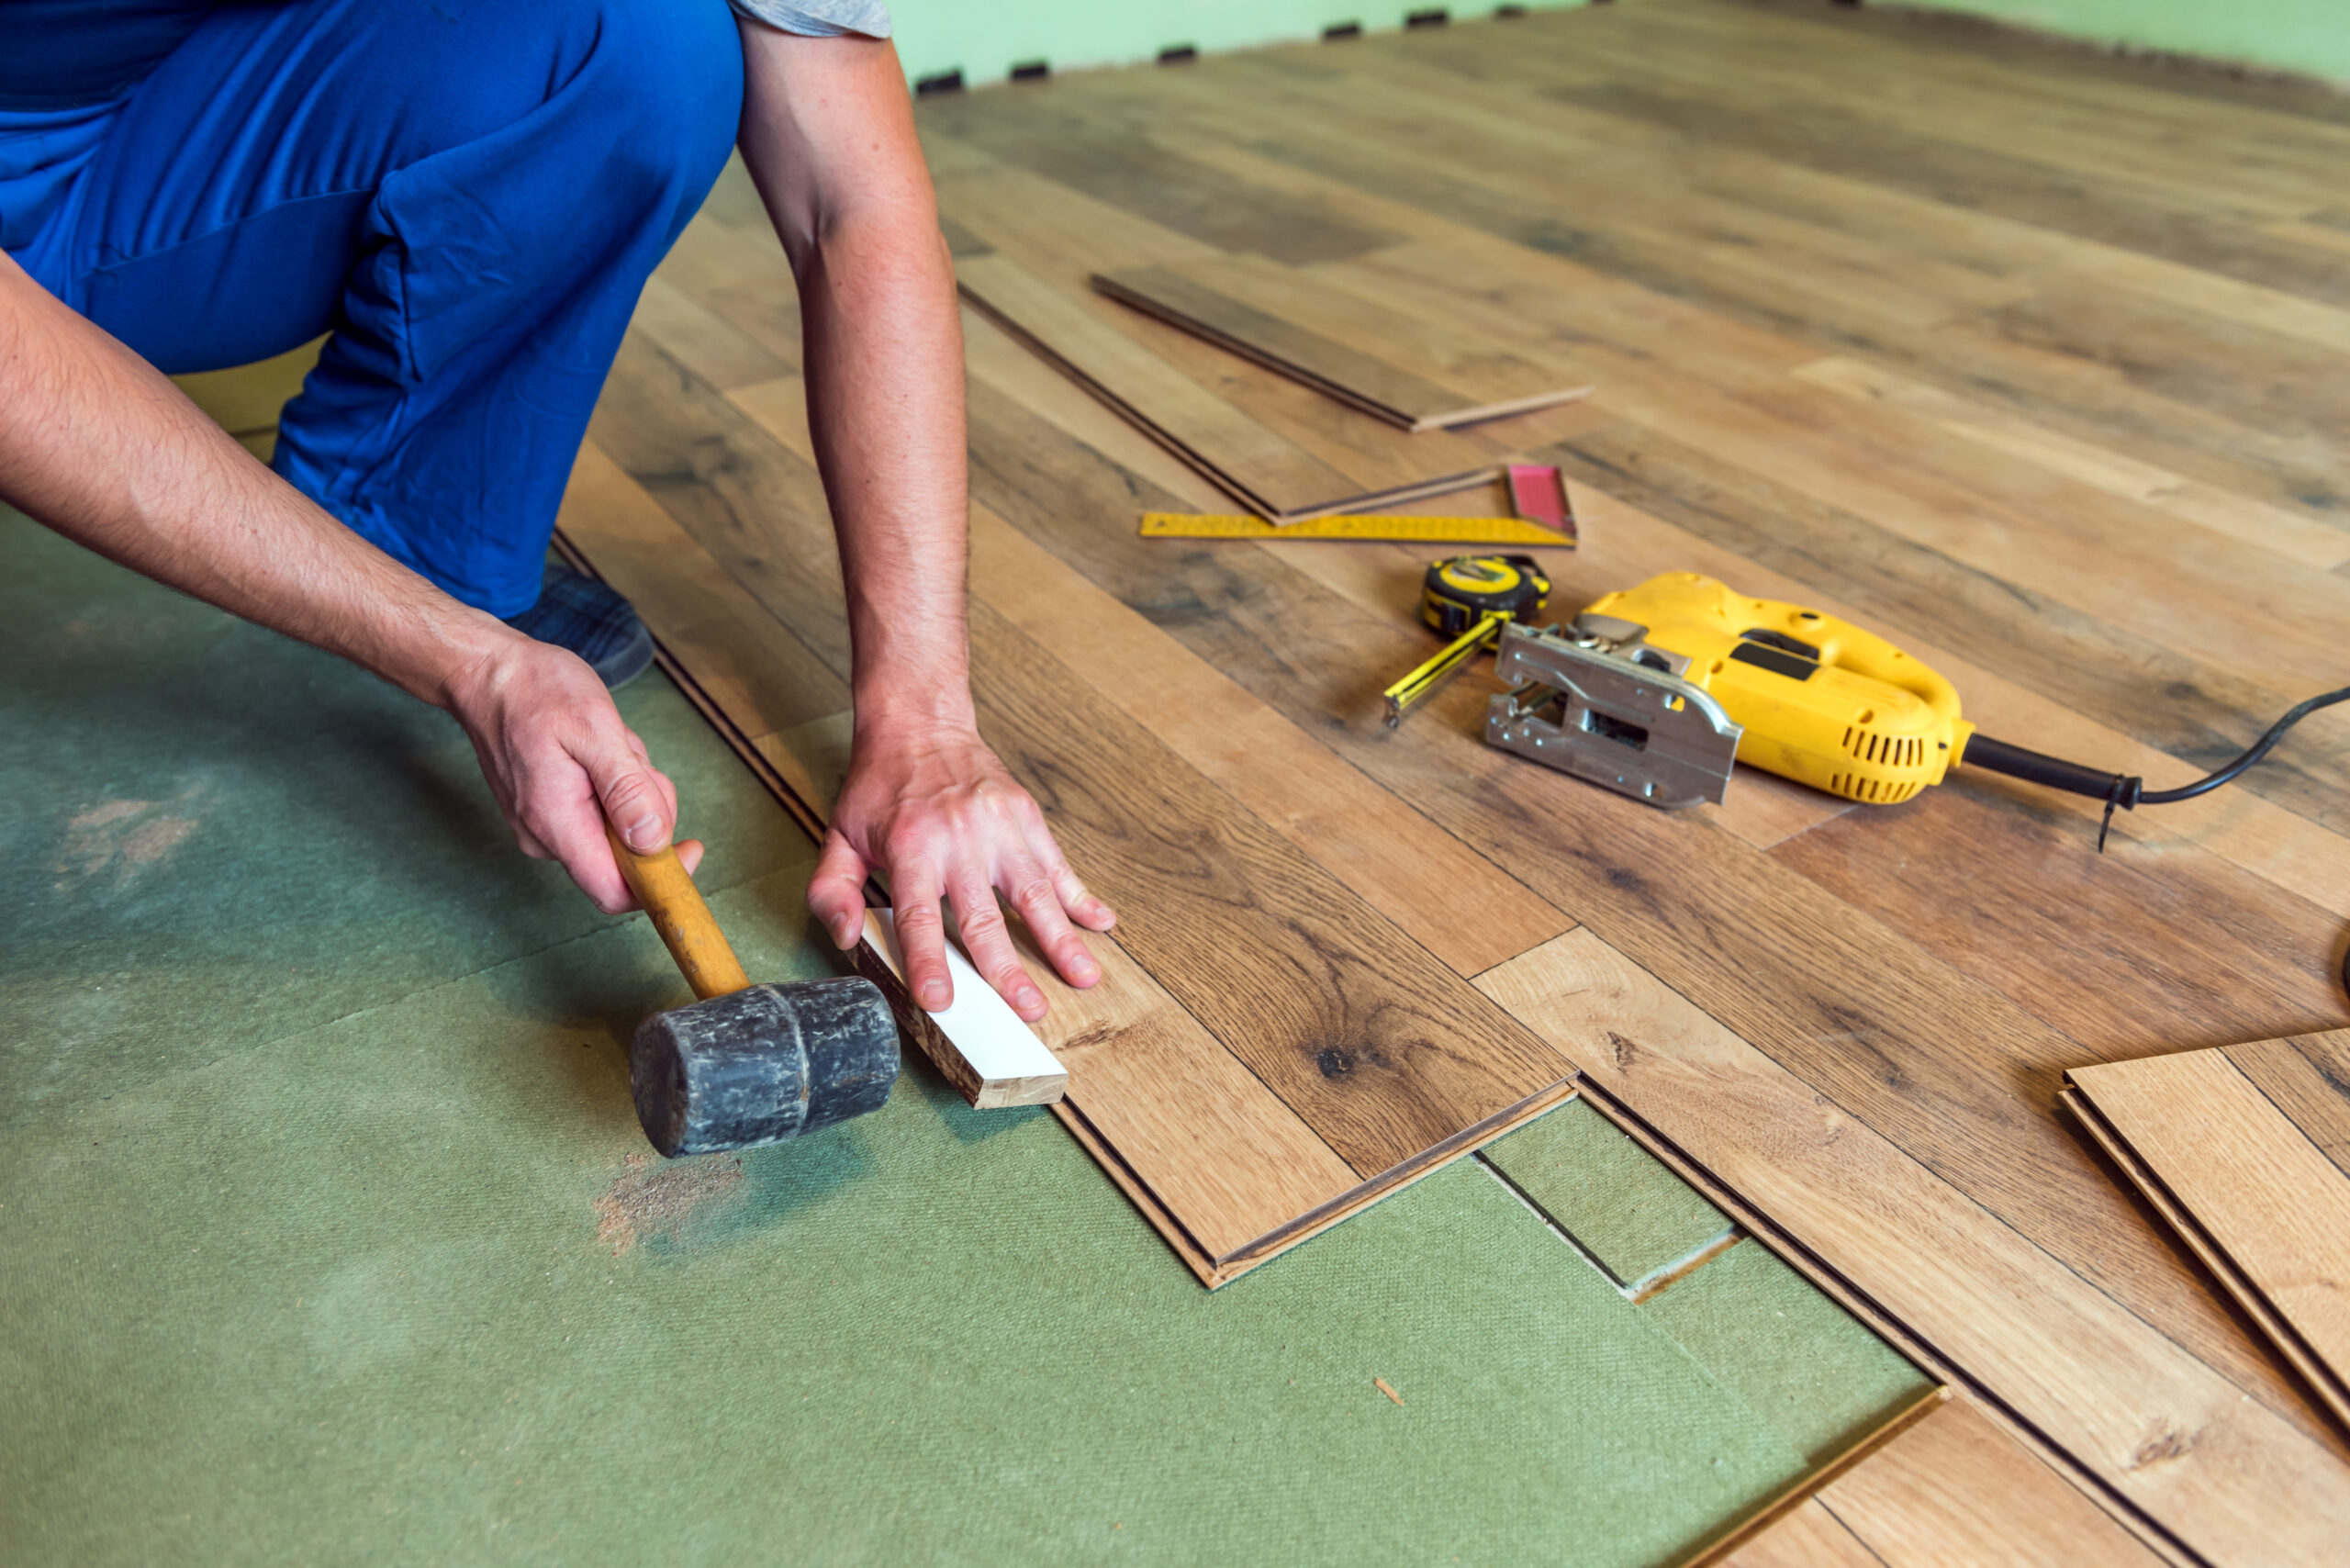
[1900, 0, 2350, 84]
[885, 0, 2350, 89]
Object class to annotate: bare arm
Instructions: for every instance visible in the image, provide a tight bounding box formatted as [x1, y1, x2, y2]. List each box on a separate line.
[0, 250, 699, 907]
[734, 25, 1112, 1020]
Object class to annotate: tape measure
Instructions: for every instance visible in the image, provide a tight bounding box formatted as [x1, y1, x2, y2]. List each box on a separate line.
[1383, 554, 1555, 726]
[1422, 554, 1550, 636]
[1139, 511, 1572, 545]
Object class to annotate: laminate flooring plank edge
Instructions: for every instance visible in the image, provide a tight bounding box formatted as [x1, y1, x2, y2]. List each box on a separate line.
[1586, 1070, 2205, 1568]
[1091, 266, 1595, 431]
[560, 472, 1392, 1257]
[1682, 1383, 1951, 1568]
[2057, 1083, 2350, 1437]
[1472, 928, 2347, 1565]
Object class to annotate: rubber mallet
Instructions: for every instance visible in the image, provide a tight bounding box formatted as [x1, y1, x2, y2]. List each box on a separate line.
[610, 829, 900, 1158]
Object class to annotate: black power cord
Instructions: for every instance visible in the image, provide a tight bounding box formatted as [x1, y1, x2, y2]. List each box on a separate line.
[1963, 685, 2350, 851]
[1964, 686, 2350, 1006]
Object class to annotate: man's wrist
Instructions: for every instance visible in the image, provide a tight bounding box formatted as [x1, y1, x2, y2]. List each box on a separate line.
[851, 683, 980, 746]
[376, 601, 538, 715]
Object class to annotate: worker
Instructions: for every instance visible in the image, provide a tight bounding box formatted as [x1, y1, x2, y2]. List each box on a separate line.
[0, 0, 1112, 1021]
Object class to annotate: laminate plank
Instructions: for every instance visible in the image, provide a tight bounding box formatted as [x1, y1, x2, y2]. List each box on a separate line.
[1539, 77, 2350, 309]
[2066, 1045, 2350, 1431]
[2222, 1033, 2350, 1180]
[646, 211, 806, 368]
[1161, 41, 2350, 521]
[964, 596, 1573, 1178]
[957, 374, 2348, 1454]
[1010, 921, 1364, 1268]
[967, 503, 1574, 978]
[630, 274, 793, 394]
[1788, 356, 2350, 572]
[1721, 1498, 1882, 1568]
[1812, 1396, 2168, 1568]
[593, 319, 1579, 1184]
[1687, 1384, 1948, 1568]
[588, 334, 849, 669]
[553, 442, 846, 736]
[959, 307, 1233, 512]
[1091, 260, 1592, 430]
[1475, 927, 2350, 1565]
[1558, 9, 2348, 221]
[1771, 784, 2349, 1062]
[938, 177, 1520, 520]
[955, 251, 1374, 521]
[716, 361, 1577, 980]
[925, 140, 1609, 490]
[1703, 0, 2350, 136]
[573, 359, 1561, 1274]
[914, 93, 1398, 265]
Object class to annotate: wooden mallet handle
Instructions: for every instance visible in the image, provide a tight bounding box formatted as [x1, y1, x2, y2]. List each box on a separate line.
[607, 827, 751, 1001]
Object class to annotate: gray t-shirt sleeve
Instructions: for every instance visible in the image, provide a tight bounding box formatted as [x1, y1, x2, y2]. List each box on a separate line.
[726, 0, 892, 38]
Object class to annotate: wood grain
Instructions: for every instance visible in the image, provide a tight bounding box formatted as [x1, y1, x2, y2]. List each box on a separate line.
[2065, 1036, 2350, 1433]
[2222, 1034, 2350, 1178]
[1475, 927, 2350, 1562]
[1092, 260, 1591, 431]
[577, 322, 1579, 1281]
[957, 251, 1373, 521]
[965, 597, 1573, 1177]
[1808, 1397, 2168, 1567]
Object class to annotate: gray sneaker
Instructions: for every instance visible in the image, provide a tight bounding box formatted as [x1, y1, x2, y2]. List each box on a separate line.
[501, 563, 655, 689]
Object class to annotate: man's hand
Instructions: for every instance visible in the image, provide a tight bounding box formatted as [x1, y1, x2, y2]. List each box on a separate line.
[807, 718, 1113, 1023]
[441, 633, 704, 913]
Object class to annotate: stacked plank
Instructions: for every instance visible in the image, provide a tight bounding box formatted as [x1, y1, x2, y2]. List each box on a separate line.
[2064, 1031, 2350, 1434]
[936, 140, 1595, 521]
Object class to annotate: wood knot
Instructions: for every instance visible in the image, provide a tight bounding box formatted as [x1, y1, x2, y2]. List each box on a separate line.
[1316, 1047, 1355, 1079]
[1606, 1031, 1641, 1071]
[2129, 1423, 2196, 1469]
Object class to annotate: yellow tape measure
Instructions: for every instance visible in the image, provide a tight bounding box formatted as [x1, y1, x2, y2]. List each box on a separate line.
[1139, 511, 1573, 545]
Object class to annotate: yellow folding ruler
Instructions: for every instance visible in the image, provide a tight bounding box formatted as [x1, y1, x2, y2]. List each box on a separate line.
[1139, 511, 1571, 544]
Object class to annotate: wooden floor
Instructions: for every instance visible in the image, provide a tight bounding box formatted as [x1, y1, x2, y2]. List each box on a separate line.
[567, 2, 2350, 1561]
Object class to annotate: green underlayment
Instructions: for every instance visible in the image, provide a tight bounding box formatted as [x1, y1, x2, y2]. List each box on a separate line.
[0, 510, 1930, 1564]
[1486, 1098, 1736, 1290]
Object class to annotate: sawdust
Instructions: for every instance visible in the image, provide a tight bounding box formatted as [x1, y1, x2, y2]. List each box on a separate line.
[56, 790, 206, 888]
[593, 1151, 747, 1255]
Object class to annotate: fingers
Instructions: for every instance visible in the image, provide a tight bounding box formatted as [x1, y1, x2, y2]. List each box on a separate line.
[1002, 855, 1101, 993]
[588, 748, 677, 856]
[806, 833, 873, 951]
[1020, 810, 1115, 935]
[890, 864, 954, 1013]
[674, 838, 705, 879]
[948, 871, 1046, 1023]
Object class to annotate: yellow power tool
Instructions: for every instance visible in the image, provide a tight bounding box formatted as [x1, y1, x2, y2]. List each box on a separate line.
[1486, 572, 1974, 808]
[1483, 571, 2350, 853]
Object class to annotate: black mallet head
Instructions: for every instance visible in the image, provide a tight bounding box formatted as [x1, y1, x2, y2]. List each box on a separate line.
[631, 976, 899, 1158]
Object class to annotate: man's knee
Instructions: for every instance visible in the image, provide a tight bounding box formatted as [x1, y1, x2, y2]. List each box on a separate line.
[568, 0, 745, 218]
